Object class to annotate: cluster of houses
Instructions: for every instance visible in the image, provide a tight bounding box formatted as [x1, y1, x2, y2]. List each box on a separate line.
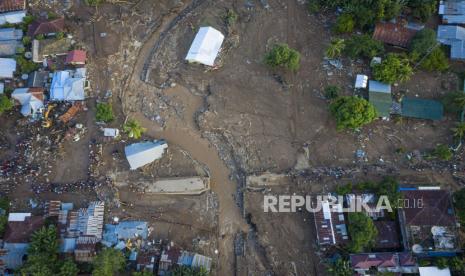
[314, 187, 460, 275]
[0, 200, 212, 275]
[0, 0, 88, 120]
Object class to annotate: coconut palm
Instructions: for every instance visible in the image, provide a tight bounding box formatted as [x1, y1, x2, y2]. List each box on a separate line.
[325, 38, 345, 59]
[123, 119, 146, 139]
[452, 122, 465, 141]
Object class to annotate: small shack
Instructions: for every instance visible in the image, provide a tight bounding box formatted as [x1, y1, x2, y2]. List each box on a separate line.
[185, 26, 224, 66]
[401, 97, 444, 121]
[125, 140, 168, 170]
[369, 80, 392, 117]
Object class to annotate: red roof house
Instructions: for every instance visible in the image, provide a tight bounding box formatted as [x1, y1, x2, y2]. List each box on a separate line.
[373, 22, 417, 48]
[0, 0, 25, 13]
[27, 18, 65, 37]
[65, 50, 87, 65]
[350, 252, 417, 274]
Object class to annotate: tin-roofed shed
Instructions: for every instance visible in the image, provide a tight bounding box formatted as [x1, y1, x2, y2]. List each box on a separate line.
[369, 80, 392, 117]
[401, 97, 444, 121]
[125, 140, 168, 170]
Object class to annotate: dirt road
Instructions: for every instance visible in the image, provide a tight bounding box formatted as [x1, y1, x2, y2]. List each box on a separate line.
[121, 1, 249, 273]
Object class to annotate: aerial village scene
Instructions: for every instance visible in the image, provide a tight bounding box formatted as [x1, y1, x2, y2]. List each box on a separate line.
[3, 0, 465, 275]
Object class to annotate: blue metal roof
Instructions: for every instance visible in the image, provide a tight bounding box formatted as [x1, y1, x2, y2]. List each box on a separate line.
[103, 221, 149, 246]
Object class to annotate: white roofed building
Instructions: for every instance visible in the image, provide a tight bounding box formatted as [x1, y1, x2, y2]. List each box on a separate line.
[125, 140, 168, 170]
[185, 26, 224, 66]
[50, 68, 87, 101]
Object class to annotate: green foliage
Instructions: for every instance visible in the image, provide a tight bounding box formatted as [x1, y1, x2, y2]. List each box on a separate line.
[442, 92, 465, 114]
[47, 12, 59, 20]
[96, 103, 114, 123]
[20, 225, 77, 275]
[329, 96, 377, 130]
[93, 248, 126, 276]
[408, 0, 437, 22]
[342, 0, 404, 29]
[325, 38, 345, 59]
[308, 0, 321, 13]
[344, 34, 384, 59]
[326, 259, 352, 276]
[22, 36, 31, 46]
[335, 182, 353, 195]
[171, 265, 209, 276]
[56, 32, 65, 40]
[333, 13, 355, 34]
[373, 54, 413, 84]
[59, 259, 79, 276]
[0, 95, 14, 115]
[123, 119, 146, 139]
[451, 122, 465, 142]
[324, 85, 340, 99]
[435, 257, 449, 269]
[0, 215, 7, 237]
[448, 257, 465, 273]
[409, 28, 437, 61]
[225, 9, 238, 26]
[418, 259, 432, 266]
[347, 212, 378, 253]
[265, 43, 301, 71]
[21, 15, 35, 32]
[36, 34, 45, 40]
[85, 0, 104, 6]
[420, 47, 449, 72]
[16, 55, 39, 74]
[432, 144, 453, 161]
[454, 188, 465, 225]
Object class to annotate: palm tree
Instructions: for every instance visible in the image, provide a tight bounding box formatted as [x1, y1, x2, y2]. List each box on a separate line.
[452, 122, 465, 141]
[123, 119, 146, 139]
[325, 38, 345, 59]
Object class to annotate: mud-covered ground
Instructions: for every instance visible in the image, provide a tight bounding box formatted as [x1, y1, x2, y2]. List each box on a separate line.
[2, 0, 465, 275]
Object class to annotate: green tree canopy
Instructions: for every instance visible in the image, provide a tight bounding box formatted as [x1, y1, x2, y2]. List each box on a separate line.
[329, 96, 377, 130]
[344, 34, 384, 59]
[452, 122, 465, 142]
[0, 95, 13, 115]
[407, 0, 437, 22]
[333, 13, 355, 34]
[373, 54, 413, 84]
[347, 212, 378, 253]
[96, 102, 114, 123]
[432, 144, 453, 161]
[59, 259, 79, 276]
[420, 47, 449, 72]
[409, 28, 437, 61]
[326, 259, 352, 276]
[265, 43, 301, 71]
[93, 247, 126, 276]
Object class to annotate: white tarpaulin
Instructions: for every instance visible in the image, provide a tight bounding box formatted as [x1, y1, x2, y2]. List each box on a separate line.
[125, 140, 168, 170]
[0, 58, 16, 78]
[0, 11, 26, 25]
[185, 26, 224, 66]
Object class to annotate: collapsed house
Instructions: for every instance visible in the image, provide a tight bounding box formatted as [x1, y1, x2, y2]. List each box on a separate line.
[125, 140, 168, 170]
[102, 221, 149, 248]
[32, 38, 73, 63]
[185, 26, 224, 66]
[11, 87, 44, 117]
[159, 246, 212, 274]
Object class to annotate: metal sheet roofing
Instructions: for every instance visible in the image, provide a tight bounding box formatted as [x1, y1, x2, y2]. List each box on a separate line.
[373, 22, 417, 48]
[0, 58, 16, 78]
[369, 81, 392, 117]
[401, 97, 444, 121]
[103, 221, 148, 245]
[125, 140, 168, 170]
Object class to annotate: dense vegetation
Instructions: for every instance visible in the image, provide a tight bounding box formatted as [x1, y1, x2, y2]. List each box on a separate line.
[265, 44, 301, 71]
[93, 248, 126, 276]
[0, 95, 13, 115]
[347, 212, 378, 253]
[123, 119, 146, 139]
[329, 96, 377, 130]
[96, 102, 114, 123]
[372, 54, 413, 84]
